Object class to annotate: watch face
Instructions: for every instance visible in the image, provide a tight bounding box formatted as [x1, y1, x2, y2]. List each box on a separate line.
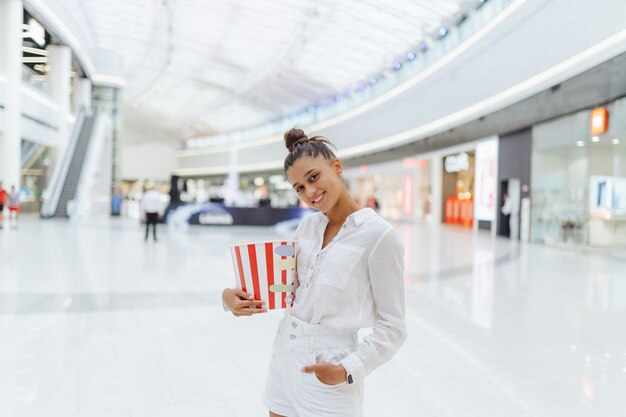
[347, 374, 354, 384]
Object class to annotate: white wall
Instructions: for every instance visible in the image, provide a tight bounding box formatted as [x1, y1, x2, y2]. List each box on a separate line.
[121, 141, 178, 181]
[176, 0, 626, 176]
[0, 80, 60, 145]
[120, 118, 178, 180]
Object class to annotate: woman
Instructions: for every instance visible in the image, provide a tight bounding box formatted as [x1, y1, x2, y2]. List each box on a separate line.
[222, 128, 407, 417]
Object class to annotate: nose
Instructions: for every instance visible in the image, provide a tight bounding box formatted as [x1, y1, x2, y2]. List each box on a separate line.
[305, 185, 317, 199]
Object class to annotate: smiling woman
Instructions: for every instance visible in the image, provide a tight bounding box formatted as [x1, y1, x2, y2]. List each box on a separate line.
[222, 127, 407, 417]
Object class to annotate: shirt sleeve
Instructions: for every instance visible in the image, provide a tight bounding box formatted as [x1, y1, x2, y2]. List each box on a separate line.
[340, 228, 407, 382]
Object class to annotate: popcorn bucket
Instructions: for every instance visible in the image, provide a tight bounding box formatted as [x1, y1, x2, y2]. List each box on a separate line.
[229, 240, 297, 310]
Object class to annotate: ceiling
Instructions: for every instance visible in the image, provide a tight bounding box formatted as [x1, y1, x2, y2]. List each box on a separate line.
[38, 0, 473, 140]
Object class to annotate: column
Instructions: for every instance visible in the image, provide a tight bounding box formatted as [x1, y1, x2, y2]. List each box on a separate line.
[92, 85, 120, 188]
[0, 0, 23, 188]
[46, 44, 71, 148]
[225, 148, 240, 206]
[72, 77, 92, 114]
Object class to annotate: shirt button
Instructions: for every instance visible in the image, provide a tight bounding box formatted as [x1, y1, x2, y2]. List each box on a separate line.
[291, 322, 297, 329]
[289, 334, 296, 340]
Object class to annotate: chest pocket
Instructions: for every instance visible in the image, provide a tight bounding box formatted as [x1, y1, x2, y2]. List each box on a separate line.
[317, 243, 365, 289]
[296, 239, 315, 275]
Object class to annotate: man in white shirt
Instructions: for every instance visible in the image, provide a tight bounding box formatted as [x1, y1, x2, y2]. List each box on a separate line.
[141, 185, 163, 241]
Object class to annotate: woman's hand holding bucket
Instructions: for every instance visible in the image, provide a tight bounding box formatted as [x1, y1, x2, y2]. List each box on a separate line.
[222, 288, 267, 316]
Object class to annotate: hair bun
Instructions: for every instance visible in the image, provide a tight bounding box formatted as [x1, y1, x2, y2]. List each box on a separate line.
[284, 127, 309, 152]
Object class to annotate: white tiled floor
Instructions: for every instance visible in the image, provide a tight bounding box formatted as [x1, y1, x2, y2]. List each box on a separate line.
[1, 214, 625, 417]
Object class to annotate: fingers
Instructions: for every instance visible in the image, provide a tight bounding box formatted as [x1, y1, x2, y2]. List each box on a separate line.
[231, 299, 266, 317]
[236, 299, 264, 309]
[233, 306, 267, 316]
[301, 364, 323, 373]
[223, 288, 268, 317]
[233, 289, 255, 300]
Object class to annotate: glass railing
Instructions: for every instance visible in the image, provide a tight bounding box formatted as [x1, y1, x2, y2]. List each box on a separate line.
[183, 0, 516, 151]
[21, 64, 49, 94]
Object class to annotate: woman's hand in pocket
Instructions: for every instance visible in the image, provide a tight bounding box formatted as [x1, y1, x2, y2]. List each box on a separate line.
[222, 288, 266, 316]
[301, 363, 347, 385]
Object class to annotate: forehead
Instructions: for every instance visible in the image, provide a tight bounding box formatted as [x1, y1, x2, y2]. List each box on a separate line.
[287, 155, 330, 181]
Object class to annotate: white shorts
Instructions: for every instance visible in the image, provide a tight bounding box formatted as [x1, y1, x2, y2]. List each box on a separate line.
[263, 316, 364, 417]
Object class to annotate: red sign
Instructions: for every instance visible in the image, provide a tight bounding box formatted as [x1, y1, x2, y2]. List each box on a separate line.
[590, 107, 608, 135]
[403, 175, 413, 216]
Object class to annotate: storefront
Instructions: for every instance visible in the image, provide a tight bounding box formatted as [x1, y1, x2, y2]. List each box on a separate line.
[530, 97, 626, 247]
[442, 150, 475, 228]
[437, 137, 499, 232]
[346, 157, 432, 223]
[20, 141, 54, 213]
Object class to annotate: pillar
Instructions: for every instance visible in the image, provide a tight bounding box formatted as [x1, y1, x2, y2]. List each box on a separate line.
[0, 0, 23, 188]
[46, 44, 71, 148]
[72, 77, 92, 114]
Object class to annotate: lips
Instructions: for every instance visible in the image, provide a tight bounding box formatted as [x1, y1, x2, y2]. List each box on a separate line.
[311, 192, 325, 206]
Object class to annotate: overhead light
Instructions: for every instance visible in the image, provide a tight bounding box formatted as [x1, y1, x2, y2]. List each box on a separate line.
[335, 94, 344, 101]
[307, 106, 315, 113]
[22, 56, 48, 64]
[613, 138, 620, 145]
[421, 42, 430, 51]
[356, 83, 366, 91]
[325, 98, 334, 106]
[591, 136, 600, 142]
[26, 18, 46, 47]
[393, 61, 402, 70]
[368, 77, 377, 85]
[345, 89, 354, 97]
[576, 141, 585, 147]
[22, 46, 48, 56]
[407, 52, 416, 61]
[438, 27, 449, 38]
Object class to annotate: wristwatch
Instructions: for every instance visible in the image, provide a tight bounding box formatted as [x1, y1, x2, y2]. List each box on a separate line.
[346, 369, 354, 385]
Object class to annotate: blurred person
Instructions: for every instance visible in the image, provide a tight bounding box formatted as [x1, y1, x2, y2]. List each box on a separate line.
[222, 128, 407, 417]
[141, 184, 163, 241]
[7, 185, 20, 228]
[366, 195, 380, 211]
[111, 188, 123, 216]
[501, 192, 512, 237]
[0, 182, 6, 229]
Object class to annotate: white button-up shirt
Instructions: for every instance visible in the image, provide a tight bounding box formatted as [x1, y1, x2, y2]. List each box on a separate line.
[286, 208, 407, 382]
[141, 190, 164, 214]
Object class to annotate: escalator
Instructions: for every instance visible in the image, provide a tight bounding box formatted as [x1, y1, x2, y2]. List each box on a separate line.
[52, 116, 96, 217]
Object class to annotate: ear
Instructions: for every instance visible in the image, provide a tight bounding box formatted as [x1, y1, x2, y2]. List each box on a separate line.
[333, 159, 343, 176]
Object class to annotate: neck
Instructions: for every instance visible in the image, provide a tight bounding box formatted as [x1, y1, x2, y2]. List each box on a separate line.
[324, 190, 360, 226]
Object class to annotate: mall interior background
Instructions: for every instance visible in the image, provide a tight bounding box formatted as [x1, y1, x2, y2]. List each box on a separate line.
[1, 0, 626, 416]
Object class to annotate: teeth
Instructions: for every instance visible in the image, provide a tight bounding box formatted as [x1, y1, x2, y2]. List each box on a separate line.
[313, 193, 324, 203]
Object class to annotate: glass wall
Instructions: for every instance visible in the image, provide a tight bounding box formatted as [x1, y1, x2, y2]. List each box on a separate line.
[531, 97, 626, 247]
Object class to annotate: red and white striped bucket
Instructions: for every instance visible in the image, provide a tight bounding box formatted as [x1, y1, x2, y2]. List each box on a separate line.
[229, 240, 297, 310]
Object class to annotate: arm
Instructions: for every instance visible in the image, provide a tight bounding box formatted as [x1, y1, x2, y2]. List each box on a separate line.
[339, 229, 407, 382]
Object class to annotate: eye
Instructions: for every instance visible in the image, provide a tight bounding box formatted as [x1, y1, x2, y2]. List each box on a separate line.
[309, 173, 318, 182]
[295, 186, 304, 194]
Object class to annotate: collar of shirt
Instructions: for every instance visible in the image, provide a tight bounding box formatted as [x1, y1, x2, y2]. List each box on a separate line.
[316, 207, 376, 229]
